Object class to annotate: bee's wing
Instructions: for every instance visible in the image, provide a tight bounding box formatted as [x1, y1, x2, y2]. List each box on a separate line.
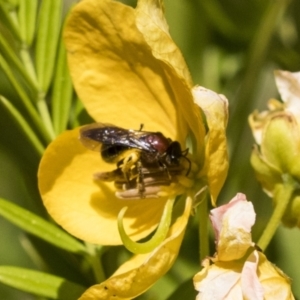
[79, 123, 116, 152]
[79, 123, 150, 152]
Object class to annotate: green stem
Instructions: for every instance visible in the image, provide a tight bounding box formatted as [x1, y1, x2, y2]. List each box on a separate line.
[231, 0, 289, 143]
[37, 92, 56, 140]
[85, 243, 105, 283]
[198, 194, 209, 262]
[19, 44, 38, 85]
[257, 180, 294, 251]
[225, 0, 290, 197]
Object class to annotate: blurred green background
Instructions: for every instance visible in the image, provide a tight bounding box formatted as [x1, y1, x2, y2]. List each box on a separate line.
[0, 0, 299, 299]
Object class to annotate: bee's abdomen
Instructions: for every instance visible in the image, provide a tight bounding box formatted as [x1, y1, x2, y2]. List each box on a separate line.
[101, 144, 130, 163]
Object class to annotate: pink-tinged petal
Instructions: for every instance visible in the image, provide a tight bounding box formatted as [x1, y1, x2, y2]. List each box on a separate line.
[274, 70, 300, 117]
[241, 251, 264, 300]
[194, 259, 243, 300]
[210, 193, 255, 261]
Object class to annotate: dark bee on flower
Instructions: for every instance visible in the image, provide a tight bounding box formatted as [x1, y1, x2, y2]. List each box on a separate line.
[79, 123, 191, 198]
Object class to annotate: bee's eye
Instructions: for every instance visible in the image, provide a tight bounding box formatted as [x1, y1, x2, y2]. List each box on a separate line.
[166, 142, 182, 164]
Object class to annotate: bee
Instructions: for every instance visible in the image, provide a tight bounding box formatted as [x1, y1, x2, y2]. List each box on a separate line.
[79, 123, 191, 198]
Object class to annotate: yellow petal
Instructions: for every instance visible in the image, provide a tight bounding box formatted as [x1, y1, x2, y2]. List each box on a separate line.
[192, 86, 229, 205]
[64, 0, 186, 142]
[162, 62, 206, 159]
[135, 0, 193, 86]
[258, 252, 294, 300]
[79, 197, 192, 299]
[249, 109, 270, 145]
[38, 129, 169, 245]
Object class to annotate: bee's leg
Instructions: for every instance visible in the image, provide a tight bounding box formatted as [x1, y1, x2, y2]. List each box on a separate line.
[158, 160, 171, 180]
[121, 150, 140, 182]
[136, 160, 145, 198]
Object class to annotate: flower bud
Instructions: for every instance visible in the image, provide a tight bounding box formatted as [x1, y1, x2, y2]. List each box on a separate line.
[249, 70, 300, 227]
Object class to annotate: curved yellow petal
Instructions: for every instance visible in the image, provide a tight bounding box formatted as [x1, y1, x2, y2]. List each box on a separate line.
[135, 0, 193, 86]
[79, 197, 192, 299]
[162, 63, 206, 157]
[64, 0, 186, 141]
[38, 129, 169, 245]
[193, 86, 229, 205]
[258, 252, 294, 300]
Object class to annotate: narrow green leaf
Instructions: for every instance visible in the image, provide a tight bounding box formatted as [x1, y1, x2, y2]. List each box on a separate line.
[0, 96, 45, 155]
[0, 2, 21, 41]
[17, 0, 39, 85]
[0, 266, 86, 300]
[3, 0, 18, 6]
[0, 198, 86, 254]
[18, 0, 38, 46]
[0, 33, 37, 91]
[35, 0, 63, 93]
[0, 54, 52, 143]
[52, 33, 73, 135]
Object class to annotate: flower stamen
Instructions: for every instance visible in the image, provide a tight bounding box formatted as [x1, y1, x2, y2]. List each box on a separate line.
[117, 198, 175, 253]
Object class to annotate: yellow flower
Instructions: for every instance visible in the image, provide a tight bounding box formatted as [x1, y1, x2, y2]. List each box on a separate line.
[39, 0, 228, 246]
[193, 193, 294, 300]
[249, 70, 300, 227]
[38, 0, 228, 297]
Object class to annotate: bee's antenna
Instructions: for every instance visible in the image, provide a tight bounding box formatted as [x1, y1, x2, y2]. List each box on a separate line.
[139, 124, 144, 131]
[181, 149, 191, 176]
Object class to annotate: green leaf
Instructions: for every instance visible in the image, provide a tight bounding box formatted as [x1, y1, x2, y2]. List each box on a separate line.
[0, 266, 86, 300]
[0, 96, 44, 155]
[0, 54, 52, 143]
[0, 1, 21, 41]
[18, 0, 38, 46]
[52, 32, 73, 135]
[35, 0, 63, 93]
[0, 198, 86, 254]
[0, 33, 37, 91]
[17, 0, 39, 86]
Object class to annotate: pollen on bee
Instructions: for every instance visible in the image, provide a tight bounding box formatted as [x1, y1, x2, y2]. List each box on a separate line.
[93, 156, 197, 199]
